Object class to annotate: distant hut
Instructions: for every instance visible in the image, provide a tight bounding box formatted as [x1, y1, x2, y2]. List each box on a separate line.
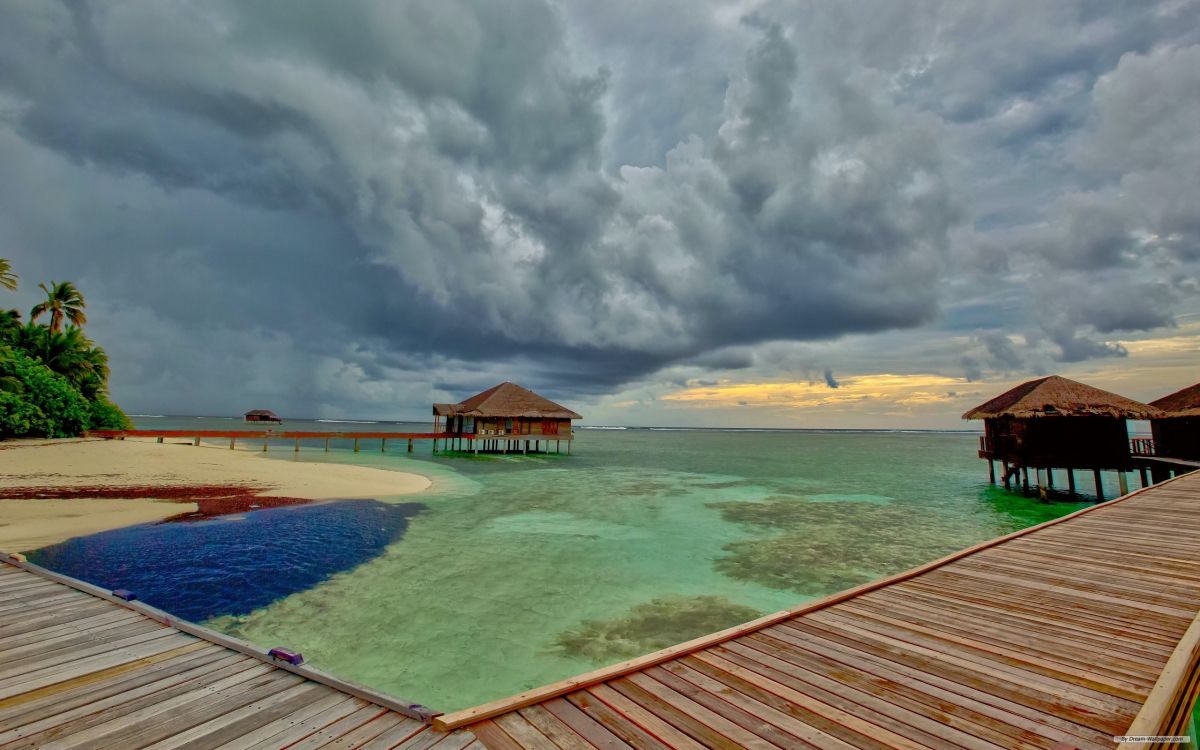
[1149, 382, 1200, 461]
[432, 382, 582, 454]
[244, 409, 282, 424]
[963, 375, 1160, 499]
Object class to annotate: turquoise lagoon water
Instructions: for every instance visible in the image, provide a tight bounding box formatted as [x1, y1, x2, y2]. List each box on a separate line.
[31, 417, 1097, 712]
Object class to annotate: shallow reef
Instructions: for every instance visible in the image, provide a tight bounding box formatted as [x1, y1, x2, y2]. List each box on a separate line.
[710, 497, 981, 595]
[554, 594, 762, 663]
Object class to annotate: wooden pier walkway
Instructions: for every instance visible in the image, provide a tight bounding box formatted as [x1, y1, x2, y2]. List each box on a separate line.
[4, 475, 1200, 748]
[435, 471, 1200, 749]
[0, 558, 478, 749]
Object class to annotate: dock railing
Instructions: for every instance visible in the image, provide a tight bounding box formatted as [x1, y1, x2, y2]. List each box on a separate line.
[1131, 436, 1156, 456]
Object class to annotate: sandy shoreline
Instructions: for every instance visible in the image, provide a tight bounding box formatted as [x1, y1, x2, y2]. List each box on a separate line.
[0, 438, 432, 553]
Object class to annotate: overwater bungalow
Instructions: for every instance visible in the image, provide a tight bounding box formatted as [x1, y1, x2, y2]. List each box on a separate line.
[963, 375, 1160, 498]
[1149, 381, 1200, 461]
[243, 409, 282, 424]
[432, 382, 581, 454]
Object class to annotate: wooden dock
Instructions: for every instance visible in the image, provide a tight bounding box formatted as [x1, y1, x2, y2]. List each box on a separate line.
[435, 471, 1200, 749]
[85, 429, 573, 455]
[0, 557, 478, 749]
[4, 474, 1200, 748]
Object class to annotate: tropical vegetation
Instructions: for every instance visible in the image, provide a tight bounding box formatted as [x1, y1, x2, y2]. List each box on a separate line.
[0, 259, 130, 437]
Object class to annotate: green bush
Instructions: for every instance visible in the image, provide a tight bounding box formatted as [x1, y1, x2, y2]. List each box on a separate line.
[87, 397, 132, 430]
[0, 390, 38, 437]
[0, 348, 89, 437]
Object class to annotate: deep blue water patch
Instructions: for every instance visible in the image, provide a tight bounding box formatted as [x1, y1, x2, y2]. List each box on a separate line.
[28, 499, 424, 623]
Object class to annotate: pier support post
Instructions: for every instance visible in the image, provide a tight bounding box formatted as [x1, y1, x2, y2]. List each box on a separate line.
[1022, 466, 1029, 491]
[353, 438, 360, 453]
[1046, 468, 1054, 489]
[230, 438, 236, 450]
[1002, 462, 1010, 489]
[1093, 469, 1104, 501]
[988, 460, 995, 484]
[193, 437, 200, 447]
[1139, 466, 1149, 487]
[325, 438, 330, 452]
[381, 439, 386, 452]
[556, 440, 561, 454]
[1067, 468, 1076, 495]
[157, 436, 164, 444]
[1118, 472, 1129, 496]
[294, 439, 300, 453]
[262, 438, 268, 452]
[408, 439, 413, 453]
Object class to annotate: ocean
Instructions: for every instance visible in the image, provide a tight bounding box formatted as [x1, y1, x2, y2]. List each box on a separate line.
[30, 416, 1100, 712]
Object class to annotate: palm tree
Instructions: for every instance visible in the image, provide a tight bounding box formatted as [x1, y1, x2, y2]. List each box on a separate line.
[13, 324, 110, 398]
[0, 259, 16, 291]
[0, 309, 20, 343]
[30, 281, 87, 333]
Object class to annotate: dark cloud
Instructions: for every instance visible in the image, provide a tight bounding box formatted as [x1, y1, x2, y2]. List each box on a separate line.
[1, 0, 1197, 418]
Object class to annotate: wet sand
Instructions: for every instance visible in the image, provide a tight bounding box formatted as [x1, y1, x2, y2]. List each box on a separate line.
[0, 438, 431, 552]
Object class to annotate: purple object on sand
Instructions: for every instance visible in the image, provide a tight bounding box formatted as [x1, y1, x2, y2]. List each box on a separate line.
[268, 647, 304, 666]
[112, 589, 137, 601]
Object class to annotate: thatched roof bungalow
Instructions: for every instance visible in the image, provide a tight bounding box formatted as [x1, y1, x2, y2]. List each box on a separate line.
[243, 409, 282, 424]
[963, 376, 1160, 492]
[433, 382, 582, 453]
[1150, 382, 1200, 460]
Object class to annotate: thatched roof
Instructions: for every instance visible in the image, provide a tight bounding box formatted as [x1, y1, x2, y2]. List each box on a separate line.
[962, 375, 1161, 420]
[433, 382, 582, 419]
[1150, 382, 1200, 418]
[244, 409, 280, 418]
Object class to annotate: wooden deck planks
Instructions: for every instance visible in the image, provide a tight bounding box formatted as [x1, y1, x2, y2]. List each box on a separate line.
[440, 471, 1200, 748]
[0, 560, 476, 750]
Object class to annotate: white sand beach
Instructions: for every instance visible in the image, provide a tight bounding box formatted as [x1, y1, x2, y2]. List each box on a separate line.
[0, 438, 432, 552]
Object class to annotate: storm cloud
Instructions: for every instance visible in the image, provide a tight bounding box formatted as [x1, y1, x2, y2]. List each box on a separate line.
[1, 1, 1197, 420]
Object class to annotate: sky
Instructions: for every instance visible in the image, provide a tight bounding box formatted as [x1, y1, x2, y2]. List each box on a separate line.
[1, 0, 1198, 428]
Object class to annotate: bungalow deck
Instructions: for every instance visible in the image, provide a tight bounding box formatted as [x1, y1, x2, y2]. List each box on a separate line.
[3, 473, 1200, 748]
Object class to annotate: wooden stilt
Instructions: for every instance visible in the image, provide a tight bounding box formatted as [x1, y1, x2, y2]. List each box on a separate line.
[1118, 471, 1129, 496]
[1046, 468, 1054, 489]
[262, 438, 268, 452]
[1002, 461, 1011, 489]
[230, 437, 236, 450]
[294, 438, 300, 453]
[1094, 469, 1105, 501]
[1067, 468, 1076, 495]
[157, 436, 164, 444]
[988, 460, 995, 484]
[557, 440, 561, 454]
[1022, 466, 1029, 491]
[193, 437, 200, 446]
[353, 438, 360, 453]
[408, 438, 413, 453]
[1140, 466, 1149, 487]
[325, 438, 330, 452]
[381, 438, 386, 452]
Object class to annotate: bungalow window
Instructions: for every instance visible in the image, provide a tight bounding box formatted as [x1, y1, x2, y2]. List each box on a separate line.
[505, 418, 513, 433]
